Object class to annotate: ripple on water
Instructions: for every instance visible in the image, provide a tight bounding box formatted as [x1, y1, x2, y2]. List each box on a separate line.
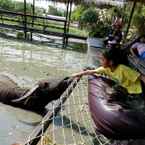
[0, 103, 42, 145]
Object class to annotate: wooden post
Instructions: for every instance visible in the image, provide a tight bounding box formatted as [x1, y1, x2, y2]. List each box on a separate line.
[24, 0, 27, 39]
[63, 0, 70, 48]
[65, 0, 73, 46]
[31, 0, 35, 41]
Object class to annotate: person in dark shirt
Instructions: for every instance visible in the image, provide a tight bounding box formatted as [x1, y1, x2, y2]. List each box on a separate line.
[104, 14, 123, 48]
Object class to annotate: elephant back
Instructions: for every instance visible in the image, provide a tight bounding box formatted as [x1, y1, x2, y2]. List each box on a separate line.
[0, 74, 18, 87]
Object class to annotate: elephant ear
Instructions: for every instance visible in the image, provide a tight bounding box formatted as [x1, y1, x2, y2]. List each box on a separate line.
[11, 85, 39, 103]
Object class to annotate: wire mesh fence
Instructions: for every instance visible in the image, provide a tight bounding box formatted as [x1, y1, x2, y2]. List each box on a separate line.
[24, 77, 110, 145]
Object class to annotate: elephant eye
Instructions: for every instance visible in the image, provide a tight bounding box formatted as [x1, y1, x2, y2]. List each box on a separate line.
[42, 82, 49, 89]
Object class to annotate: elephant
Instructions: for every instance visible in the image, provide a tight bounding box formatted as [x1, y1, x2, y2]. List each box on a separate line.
[0, 74, 72, 115]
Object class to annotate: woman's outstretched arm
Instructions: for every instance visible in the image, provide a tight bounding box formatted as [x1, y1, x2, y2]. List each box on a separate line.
[71, 69, 98, 78]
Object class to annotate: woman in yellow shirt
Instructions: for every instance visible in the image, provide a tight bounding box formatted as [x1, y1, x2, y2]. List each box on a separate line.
[72, 49, 144, 96]
[72, 49, 145, 145]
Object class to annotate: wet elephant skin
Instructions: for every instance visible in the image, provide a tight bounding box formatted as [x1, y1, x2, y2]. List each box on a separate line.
[0, 75, 72, 114]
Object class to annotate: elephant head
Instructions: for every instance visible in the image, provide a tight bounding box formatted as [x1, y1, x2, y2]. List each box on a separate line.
[12, 77, 73, 113]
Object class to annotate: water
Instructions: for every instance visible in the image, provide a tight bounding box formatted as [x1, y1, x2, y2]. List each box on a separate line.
[0, 103, 41, 145]
[0, 38, 87, 85]
[0, 37, 87, 145]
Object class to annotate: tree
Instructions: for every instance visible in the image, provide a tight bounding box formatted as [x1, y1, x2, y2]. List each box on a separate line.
[0, 0, 14, 10]
[80, 8, 99, 31]
[71, 5, 86, 21]
[132, 4, 145, 35]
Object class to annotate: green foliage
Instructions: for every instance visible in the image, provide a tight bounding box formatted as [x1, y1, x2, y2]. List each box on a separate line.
[132, 4, 145, 35]
[142, 6, 145, 16]
[13, 1, 32, 13]
[0, 0, 14, 10]
[79, 7, 110, 38]
[133, 15, 145, 35]
[48, 6, 64, 16]
[80, 8, 98, 24]
[89, 22, 110, 38]
[71, 5, 86, 21]
[111, 7, 121, 17]
[110, 6, 129, 25]
[0, 0, 43, 16]
[80, 7, 100, 35]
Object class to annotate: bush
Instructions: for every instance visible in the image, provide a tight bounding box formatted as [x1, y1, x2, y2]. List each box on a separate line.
[80, 8, 98, 24]
[71, 5, 86, 21]
[89, 22, 110, 38]
[79, 8, 99, 34]
[80, 7, 110, 38]
[0, 0, 14, 10]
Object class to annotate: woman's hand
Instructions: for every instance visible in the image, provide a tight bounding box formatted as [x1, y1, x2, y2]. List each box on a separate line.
[71, 69, 98, 79]
[71, 73, 82, 79]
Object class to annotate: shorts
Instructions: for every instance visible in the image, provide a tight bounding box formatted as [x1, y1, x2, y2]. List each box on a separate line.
[139, 52, 145, 59]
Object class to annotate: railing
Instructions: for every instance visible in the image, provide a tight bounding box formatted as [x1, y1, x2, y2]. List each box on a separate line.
[0, 9, 66, 35]
[0, 8, 86, 46]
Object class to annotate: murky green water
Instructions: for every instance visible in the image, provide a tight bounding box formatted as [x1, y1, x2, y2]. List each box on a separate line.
[0, 37, 87, 145]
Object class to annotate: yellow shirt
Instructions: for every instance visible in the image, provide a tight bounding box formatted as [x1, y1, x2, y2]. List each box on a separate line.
[95, 64, 142, 94]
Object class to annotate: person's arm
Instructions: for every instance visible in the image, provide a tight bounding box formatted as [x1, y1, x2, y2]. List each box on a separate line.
[71, 67, 107, 78]
[71, 69, 98, 78]
[140, 74, 145, 84]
